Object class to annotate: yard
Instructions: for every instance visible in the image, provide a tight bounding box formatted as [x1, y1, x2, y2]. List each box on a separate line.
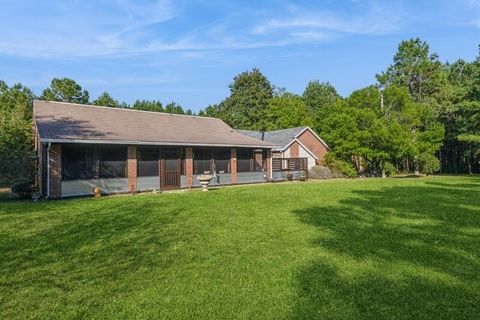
[1, 176, 479, 319]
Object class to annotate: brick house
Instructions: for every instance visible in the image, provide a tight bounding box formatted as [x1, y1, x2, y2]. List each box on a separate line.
[34, 100, 279, 198]
[238, 127, 330, 177]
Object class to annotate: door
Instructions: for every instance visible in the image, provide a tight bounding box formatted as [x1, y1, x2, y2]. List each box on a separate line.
[160, 148, 181, 190]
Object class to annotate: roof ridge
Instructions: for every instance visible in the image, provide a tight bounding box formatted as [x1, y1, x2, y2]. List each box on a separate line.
[33, 99, 215, 120]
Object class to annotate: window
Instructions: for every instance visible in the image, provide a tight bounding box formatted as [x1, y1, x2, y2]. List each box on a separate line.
[62, 144, 94, 180]
[99, 145, 126, 178]
[138, 147, 159, 177]
[237, 148, 253, 172]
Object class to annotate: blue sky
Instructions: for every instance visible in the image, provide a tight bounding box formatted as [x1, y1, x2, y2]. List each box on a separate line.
[1, 0, 479, 111]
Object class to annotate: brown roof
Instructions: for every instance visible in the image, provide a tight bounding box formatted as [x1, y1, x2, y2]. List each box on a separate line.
[33, 100, 276, 148]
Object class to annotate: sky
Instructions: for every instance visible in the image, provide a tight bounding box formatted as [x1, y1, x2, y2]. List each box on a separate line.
[1, 0, 479, 111]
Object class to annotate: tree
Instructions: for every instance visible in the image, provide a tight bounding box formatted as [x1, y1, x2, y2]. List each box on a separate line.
[93, 91, 120, 107]
[219, 68, 273, 130]
[198, 104, 220, 118]
[41, 78, 89, 104]
[376, 38, 446, 104]
[132, 100, 163, 112]
[303, 81, 340, 113]
[263, 93, 313, 130]
[164, 102, 185, 114]
[0, 81, 35, 194]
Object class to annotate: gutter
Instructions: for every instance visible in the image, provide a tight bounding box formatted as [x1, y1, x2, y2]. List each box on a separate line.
[46, 142, 51, 198]
[39, 138, 279, 149]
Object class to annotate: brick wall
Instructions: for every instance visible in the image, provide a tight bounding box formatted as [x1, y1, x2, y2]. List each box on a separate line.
[185, 147, 193, 188]
[231, 147, 237, 184]
[266, 149, 272, 180]
[254, 150, 263, 171]
[290, 141, 300, 158]
[127, 146, 137, 192]
[48, 144, 62, 198]
[297, 129, 328, 164]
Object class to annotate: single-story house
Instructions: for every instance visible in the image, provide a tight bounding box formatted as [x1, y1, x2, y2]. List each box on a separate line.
[237, 127, 330, 170]
[34, 100, 280, 198]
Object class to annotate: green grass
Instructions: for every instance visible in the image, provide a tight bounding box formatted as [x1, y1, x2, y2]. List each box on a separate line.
[1, 176, 479, 319]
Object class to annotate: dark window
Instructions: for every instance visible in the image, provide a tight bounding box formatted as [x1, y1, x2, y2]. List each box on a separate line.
[138, 147, 159, 177]
[237, 148, 253, 172]
[99, 145, 126, 178]
[62, 144, 94, 180]
[193, 148, 211, 174]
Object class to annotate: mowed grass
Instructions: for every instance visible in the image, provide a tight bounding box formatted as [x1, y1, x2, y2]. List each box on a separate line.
[1, 176, 479, 319]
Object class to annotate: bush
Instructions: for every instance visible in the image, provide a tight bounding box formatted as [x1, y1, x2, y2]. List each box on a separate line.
[383, 161, 397, 176]
[325, 155, 357, 178]
[11, 181, 33, 199]
[418, 153, 440, 175]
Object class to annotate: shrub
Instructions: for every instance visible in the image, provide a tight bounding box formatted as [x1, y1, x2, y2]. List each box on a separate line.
[325, 155, 357, 178]
[383, 161, 397, 176]
[418, 153, 440, 175]
[11, 181, 33, 199]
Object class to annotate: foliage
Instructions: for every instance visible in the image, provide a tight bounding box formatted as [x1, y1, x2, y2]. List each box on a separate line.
[383, 161, 397, 176]
[0, 81, 35, 189]
[93, 91, 121, 107]
[132, 99, 163, 112]
[263, 93, 313, 130]
[2, 176, 479, 319]
[325, 154, 357, 178]
[215, 68, 273, 129]
[376, 38, 446, 105]
[418, 152, 440, 175]
[164, 101, 185, 114]
[40, 78, 89, 104]
[303, 81, 340, 114]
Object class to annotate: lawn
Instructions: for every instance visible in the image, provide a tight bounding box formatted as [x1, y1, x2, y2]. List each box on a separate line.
[0, 176, 479, 319]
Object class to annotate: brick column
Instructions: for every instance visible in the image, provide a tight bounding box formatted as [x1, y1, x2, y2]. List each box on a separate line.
[290, 141, 299, 158]
[48, 144, 62, 198]
[266, 149, 272, 180]
[231, 147, 237, 184]
[254, 150, 263, 171]
[127, 146, 137, 193]
[185, 147, 193, 188]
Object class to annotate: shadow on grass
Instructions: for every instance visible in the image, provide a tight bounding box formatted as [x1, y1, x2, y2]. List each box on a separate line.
[292, 178, 480, 319]
[0, 197, 187, 316]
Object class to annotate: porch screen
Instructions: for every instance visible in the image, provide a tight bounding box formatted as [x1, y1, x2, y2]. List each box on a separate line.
[62, 144, 94, 180]
[237, 148, 253, 172]
[99, 145, 126, 178]
[193, 148, 211, 174]
[212, 148, 230, 173]
[137, 147, 159, 177]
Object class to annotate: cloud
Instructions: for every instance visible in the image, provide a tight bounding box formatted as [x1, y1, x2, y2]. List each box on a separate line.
[0, 0, 410, 58]
[251, 2, 404, 36]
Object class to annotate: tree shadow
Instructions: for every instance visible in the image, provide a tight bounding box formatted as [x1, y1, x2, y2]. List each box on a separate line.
[291, 180, 480, 319]
[0, 198, 187, 316]
[36, 115, 112, 139]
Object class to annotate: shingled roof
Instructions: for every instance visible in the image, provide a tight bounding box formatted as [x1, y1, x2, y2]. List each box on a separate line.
[33, 100, 277, 148]
[237, 127, 308, 150]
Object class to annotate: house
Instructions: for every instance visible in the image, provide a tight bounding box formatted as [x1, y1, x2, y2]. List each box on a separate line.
[33, 100, 278, 198]
[237, 127, 330, 170]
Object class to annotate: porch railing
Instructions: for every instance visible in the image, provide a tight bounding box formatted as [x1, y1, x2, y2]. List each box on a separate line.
[272, 157, 308, 172]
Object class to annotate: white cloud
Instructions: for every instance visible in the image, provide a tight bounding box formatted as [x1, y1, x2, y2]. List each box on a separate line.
[251, 2, 404, 36]
[0, 0, 411, 58]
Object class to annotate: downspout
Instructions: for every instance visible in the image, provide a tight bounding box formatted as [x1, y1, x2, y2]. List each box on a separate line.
[46, 142, 51, 198]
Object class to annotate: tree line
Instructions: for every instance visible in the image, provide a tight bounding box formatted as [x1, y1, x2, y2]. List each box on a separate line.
[0, 37, 479, 193]
[198, 38, 480, 176]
